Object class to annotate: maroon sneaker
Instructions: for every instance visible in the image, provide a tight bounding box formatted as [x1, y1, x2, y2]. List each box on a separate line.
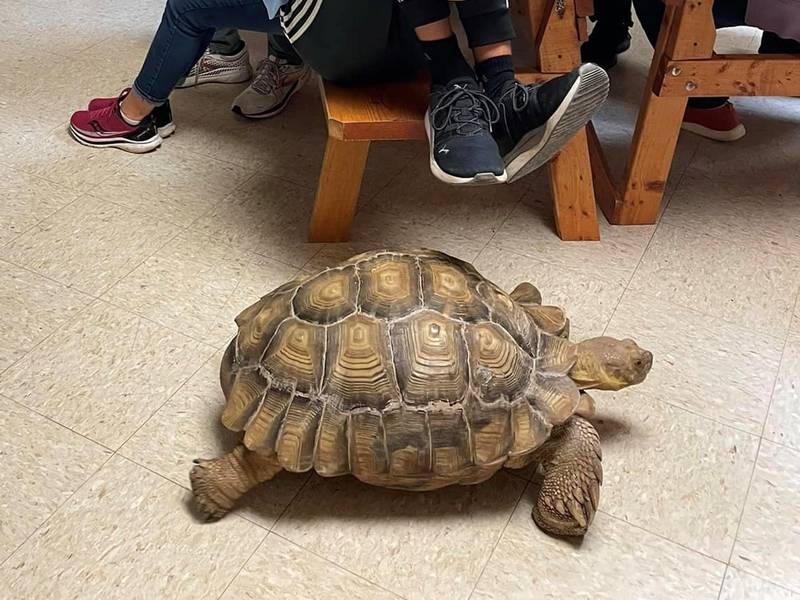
[682, 102, 746, 142]
[69, 102, 162, 153]
[88, 89, 175, 138]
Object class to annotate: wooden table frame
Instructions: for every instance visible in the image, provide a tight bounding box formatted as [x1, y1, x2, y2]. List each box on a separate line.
[309, 0, 602, 243]
[590, 0, 800, 225]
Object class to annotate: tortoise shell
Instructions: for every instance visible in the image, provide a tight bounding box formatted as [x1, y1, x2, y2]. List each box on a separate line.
[220, 250, 581, 490]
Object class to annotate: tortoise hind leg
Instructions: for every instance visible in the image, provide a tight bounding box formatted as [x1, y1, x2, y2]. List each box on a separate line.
[530, 416, 602, 536]
[510, 282, 542, 305]
[190, 445, 282, 520]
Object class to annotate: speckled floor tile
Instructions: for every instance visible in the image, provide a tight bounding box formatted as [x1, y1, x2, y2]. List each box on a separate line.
[629, 224, 800, 338]
[0, 260, 91, 371]
[0, 301, 213, 449]
[0, 125, 137, 193]
[492, 190, 656, 288]
[104, 232, 299, 347]
[343, 207, 487, 263]
[1, 35, 149, 132]
[221, 533, 399, 600]
[765, 328, 800, 451]
[606, 292, 782, 433]
[0, 195, 179, 295]
[731, 441, 800, 593]
[192, 171, 321, 268]
[368, 160, 525, 240]
[720, 567, 800, 600]
[90, 146, 254, 227]
[120, 357, 308, 529]
[472, 488, 725, 600]
[0, 170, 79, 247]
[473, 244, 626, 339]
[274, 472, 525, 600]
[166, 82, 326, 176]
[662, 168, 800, 256]
[0, 455, 265, 600]
[0, 396, 111, 562]
[592, 393, 758, 561]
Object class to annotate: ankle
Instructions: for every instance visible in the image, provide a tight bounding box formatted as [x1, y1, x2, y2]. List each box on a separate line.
[420, 35, 475, 86]
[476, 54, 515, 99]
[120, 92, 155, 123]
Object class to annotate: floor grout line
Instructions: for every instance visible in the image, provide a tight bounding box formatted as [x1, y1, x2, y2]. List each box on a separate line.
[0, 452, 116, 569]
[466, 478, 528, 599]
[270, 531, 408, 599]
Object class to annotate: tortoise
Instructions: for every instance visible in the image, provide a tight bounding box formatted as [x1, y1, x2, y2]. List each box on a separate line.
[190, 249, 652, 536]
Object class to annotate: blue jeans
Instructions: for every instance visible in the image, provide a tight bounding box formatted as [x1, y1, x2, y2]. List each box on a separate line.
[133, 0, 282, 104]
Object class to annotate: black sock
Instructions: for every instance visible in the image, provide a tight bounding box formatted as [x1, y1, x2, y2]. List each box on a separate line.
[223, 39, 245, 56]
[420, 35, 475, 86]
[476, 55, 515, 99]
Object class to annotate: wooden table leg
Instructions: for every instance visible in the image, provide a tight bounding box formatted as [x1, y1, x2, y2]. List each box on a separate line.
[308, 137, 370, 243]
[547, 128, 601, 241]
[613, 2, 715, 225]
[616, 92, 687, 224]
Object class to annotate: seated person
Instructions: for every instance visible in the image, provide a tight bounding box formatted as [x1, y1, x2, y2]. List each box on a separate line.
[397, 0, 609, 185]
[634, 0, 800, 141]
[176, 29, 310, 119]
[69, 0, 426, 153]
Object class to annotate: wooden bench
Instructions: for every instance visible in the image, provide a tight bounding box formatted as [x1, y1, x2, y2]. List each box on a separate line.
[589, 0, 800, 225]
[308, 0, 603, 243]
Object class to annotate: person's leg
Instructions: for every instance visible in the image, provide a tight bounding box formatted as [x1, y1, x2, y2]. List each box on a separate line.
[759, 30, 800, 54]
[633, 0, 747, 141]
[231, 33, 312, 119]
[127, 0, 281, 118]
[209, 27, 245, 55]
[69, 0, 281, 152]
[458, 0, 610, 183]
[396, 0, 506, 184]
[175, 27, 252, 88]
[581, 0, 633, 69]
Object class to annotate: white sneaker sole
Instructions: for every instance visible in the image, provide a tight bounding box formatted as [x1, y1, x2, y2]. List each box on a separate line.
[231, 69, 311, 119]
[68, 124, 162, 154]
[158, 123, 176, 138]
[504, 63, 610, 183]
[424, 111, 508, 186]
[681, 121, 746, 142]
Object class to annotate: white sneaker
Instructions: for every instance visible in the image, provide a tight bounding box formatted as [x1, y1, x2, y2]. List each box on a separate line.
[231, 56, 311, 119]
[175, 46, 253, 89]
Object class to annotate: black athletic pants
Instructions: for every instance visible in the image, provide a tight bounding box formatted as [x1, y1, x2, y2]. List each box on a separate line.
[398, 0, 516, 47]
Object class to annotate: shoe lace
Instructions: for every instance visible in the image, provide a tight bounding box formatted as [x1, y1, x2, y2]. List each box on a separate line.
[498, 80, 531, 114]
[251, 57, 285, 96]
[191, 49, 211, 88]
[430, 84, 500, 136]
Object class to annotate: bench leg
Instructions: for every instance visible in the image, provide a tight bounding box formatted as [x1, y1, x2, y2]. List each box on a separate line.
[615, 92, 687, 225]
[547, 128, 600, 241]
[309, 137, 370, 243]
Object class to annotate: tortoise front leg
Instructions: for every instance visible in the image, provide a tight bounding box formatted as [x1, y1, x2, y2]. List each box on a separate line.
[531, 416, 602, 536]
[190, 444, 282, 520]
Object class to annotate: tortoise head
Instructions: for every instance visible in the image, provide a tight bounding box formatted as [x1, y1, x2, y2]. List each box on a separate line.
[569, 337, 652, 391]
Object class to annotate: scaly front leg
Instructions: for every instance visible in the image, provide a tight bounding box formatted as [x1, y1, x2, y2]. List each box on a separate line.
[531, 415, 602, 536]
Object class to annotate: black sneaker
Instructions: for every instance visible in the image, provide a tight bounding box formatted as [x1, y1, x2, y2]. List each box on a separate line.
[424, 77, 506, 185]
[492, 64, 609, 183]
[581, 20, 632, 70]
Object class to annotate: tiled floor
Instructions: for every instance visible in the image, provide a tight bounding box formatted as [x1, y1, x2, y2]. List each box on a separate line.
[1, 1, 799, 598]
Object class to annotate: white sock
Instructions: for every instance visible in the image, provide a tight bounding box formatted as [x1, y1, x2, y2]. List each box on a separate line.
[119, 104, 142, 126]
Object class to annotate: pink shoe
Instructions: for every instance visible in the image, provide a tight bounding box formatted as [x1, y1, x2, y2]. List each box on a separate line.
[69, 102, 162, 153]
[88, 89, 175, 138]
[681, 102, 746, 142]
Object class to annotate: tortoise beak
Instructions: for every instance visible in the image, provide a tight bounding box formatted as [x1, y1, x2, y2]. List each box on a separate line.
[632, 349, 653, 382]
